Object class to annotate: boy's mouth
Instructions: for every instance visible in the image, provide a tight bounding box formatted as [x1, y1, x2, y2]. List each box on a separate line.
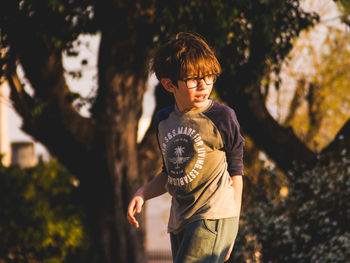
[194, 94, 207, 102]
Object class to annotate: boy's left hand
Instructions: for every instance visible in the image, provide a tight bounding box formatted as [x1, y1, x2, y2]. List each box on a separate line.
[126, 195, 144, 228]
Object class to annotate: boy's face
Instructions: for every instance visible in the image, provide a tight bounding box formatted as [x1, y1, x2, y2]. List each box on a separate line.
[161, 76, 214, 112]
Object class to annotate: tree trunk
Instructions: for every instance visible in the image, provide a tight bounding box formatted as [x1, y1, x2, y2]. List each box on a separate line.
[78, 118, 146, 263]
[79, 33, 147, 263]
[5, 4, 153, 261]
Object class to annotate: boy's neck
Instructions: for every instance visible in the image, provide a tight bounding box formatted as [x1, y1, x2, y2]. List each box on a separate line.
[175, 100, 212, 113]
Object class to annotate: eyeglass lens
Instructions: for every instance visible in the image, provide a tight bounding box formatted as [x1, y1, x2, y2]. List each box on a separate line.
[186, 75, 216, 89]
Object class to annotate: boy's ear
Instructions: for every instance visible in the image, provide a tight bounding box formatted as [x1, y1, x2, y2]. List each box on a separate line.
[160, 78, 176, 93]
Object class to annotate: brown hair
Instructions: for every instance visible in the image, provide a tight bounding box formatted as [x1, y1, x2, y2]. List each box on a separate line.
[150, 32, 221, 84]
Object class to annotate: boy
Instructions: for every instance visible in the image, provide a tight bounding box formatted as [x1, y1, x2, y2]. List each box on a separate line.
[127, 32, 244, 263]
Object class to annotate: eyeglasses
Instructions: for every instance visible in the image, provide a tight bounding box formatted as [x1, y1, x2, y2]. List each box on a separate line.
[182, 74, 217, 89]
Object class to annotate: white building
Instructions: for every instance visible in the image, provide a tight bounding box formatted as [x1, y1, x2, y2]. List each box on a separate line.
[0, 79, 38, 168]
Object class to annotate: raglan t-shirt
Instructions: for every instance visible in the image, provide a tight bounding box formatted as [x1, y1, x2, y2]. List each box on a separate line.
[154, 100, 245, 233]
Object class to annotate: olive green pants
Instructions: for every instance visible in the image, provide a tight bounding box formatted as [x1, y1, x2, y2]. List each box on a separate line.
[170, 217, 239, 263]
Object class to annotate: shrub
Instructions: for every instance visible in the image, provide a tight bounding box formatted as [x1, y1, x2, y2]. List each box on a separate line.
[233, 158, 350, 263]
[0, 158, 87, 263]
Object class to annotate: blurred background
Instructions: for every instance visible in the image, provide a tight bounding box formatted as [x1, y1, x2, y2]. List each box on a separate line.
[0, 0, 349, 262]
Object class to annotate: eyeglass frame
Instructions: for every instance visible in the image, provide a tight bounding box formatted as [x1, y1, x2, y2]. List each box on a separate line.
[181, 74, 218, 89]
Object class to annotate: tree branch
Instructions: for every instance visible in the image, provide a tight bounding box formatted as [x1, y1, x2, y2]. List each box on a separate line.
[5, 11, 96, 152]
[5, 57, 35, 121]
[321, 118, 350, 163]
[283, 78, 306, 126]
[219, 20, 317, 176]
[0, 5, 98, 176]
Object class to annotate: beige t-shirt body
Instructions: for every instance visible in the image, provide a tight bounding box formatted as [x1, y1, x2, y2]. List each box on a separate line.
[155, 101, 245, 233]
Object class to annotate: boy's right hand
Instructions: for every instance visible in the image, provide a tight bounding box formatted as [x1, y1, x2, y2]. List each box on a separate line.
[127, 195, 144, 228]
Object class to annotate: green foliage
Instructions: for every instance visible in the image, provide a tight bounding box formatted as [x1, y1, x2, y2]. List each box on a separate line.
[315, 28, 350, 120]
[0, 0, 97, 58]
[2, 0, 317, 76]
[155, 0, 318, 82]
[0, 0, 319, 107]
[233, 158, 350, 262]
[0, 158, 87, 263]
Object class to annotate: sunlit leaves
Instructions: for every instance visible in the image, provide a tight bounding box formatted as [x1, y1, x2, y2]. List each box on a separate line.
[279, 26, 350, 150]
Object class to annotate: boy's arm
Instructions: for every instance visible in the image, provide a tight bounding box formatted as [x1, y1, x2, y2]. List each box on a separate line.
[231, 175, 243, 216]
[127, 171, 168, 228]
[225, 174, 243, 262]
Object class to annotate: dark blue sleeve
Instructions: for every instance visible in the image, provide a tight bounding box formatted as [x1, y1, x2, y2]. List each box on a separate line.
[204, 102, 245, 176]
[154, 106, 173, 175]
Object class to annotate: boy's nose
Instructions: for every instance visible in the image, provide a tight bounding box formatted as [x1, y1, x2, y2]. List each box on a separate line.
[197, 79, 207, 90]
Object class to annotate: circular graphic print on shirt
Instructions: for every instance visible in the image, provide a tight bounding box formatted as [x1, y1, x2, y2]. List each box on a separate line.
[165, 134, 195, 178]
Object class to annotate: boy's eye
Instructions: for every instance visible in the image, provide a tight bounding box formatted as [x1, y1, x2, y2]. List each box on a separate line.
[203, 75, 216, 83]
[185, 79, 199, 89]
